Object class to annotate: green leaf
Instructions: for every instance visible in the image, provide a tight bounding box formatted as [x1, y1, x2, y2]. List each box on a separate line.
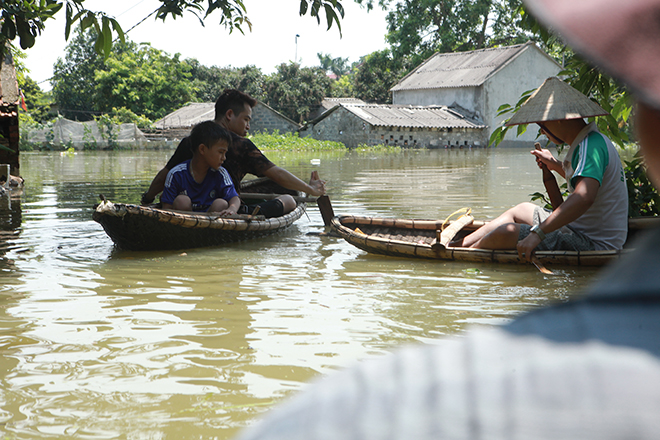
[102, 17, 112, 58]
[65, 3, 73, 40]
[109, 18, 125, 45]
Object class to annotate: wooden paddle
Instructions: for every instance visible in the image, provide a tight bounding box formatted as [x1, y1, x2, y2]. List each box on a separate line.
[317, 195, 335, 227]
[531, 257, 554, 275]
[535, 142, 563, 209]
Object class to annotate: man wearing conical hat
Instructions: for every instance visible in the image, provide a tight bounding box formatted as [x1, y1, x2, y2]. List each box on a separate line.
[455, 77, 628, 262]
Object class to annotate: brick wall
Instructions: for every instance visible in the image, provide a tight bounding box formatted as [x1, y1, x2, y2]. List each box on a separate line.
[251, 105, 300, 134]
[300, 107, 487, 148]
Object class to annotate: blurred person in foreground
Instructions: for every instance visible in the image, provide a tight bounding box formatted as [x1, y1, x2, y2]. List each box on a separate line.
[233, 1, 660, 439]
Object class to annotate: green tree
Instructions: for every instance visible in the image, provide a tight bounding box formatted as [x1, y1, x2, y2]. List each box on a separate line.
[352, 0, 529, 67]
[317, 52, 350, 77]
[51, 27, 104, 120]
[264, 62, 332, 123]
[189, 61, 266, 103]
[11, 46, 55, 122]
[331, 74, 355, 97]
[352, 49, 404, 103]
[93, 43, 194, 120]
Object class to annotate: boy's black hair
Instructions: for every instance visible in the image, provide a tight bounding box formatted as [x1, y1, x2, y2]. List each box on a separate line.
[189, 121, 233, 155]
[214, 89, 257, 120]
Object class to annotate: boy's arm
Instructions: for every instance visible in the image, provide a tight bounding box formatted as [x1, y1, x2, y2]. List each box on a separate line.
[218, 196, 241, 216]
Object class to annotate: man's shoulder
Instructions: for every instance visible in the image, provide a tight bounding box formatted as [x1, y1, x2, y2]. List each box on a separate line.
[585, 130, 612, 148]
[230, 132, 259, 151]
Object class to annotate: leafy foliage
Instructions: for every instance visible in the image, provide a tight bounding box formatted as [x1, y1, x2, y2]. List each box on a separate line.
[0, 0, 344, 59]
[51, 28, 106, 120]
[377, 0, 530, 67]
[317, 53, 351, 77]
[93, 43, 194, 120]
[264, 63, 332, 122]
[12, 46, 55, 123]
[52, 28, 193, 121]
[624, 151, 660, 217]
[248, 130, 346, 151]
[188, 62, 266, 103]
[352, 49, 404, 103]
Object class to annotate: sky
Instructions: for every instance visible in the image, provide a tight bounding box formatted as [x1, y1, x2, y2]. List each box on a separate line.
[23, 0, 391, 90]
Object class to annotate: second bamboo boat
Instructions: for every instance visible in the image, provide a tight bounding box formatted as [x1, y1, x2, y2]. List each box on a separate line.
[331, 214, 659, 267]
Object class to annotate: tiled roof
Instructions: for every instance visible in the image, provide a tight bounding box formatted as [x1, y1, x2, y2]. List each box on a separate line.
[391, 42, 549, 91]
[340, 104, 485, 129]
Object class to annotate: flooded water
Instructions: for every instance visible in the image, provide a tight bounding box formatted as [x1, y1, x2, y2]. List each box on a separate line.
[0, 148, 605, 439]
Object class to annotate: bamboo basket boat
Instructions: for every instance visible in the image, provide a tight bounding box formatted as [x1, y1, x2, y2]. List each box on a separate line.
[331, 214, 660, 267]
[93, 178, 308, 251]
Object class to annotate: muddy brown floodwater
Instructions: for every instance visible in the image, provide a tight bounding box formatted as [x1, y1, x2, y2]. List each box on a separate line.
[0, 148, 604, 438]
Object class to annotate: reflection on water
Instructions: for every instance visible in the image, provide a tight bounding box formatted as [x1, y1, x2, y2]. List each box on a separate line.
[0, 150, 603, 438]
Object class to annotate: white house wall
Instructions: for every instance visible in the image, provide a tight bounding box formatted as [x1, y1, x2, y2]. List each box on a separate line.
[484, 47, 562, 145]
[393, 86, 483, 119]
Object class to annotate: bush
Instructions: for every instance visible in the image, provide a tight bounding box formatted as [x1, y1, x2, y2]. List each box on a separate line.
[248, 131, 346, 151]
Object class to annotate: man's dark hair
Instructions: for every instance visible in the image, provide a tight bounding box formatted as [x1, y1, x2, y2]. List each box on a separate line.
[189, 121, 233, 154]
[214, 89, 257, 120]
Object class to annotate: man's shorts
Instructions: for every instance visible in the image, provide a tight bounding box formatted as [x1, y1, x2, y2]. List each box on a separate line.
[238, 198, 285, 219]
[518, 206, 596, 252]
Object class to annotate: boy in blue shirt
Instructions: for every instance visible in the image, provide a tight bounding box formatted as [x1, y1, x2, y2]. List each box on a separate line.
[161, 121, 241, 214]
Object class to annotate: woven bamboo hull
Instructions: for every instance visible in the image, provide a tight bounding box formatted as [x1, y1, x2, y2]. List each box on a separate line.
[93, 179, 306, 251]
[331, 215, 658, 267]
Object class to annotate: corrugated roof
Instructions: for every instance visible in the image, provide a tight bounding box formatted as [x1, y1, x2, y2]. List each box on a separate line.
[320, 97, 366, 110]
[341, 104, 486, 129]
[391, 42, 541, 91]
[155, 102, 214, 129]
[155, 101, 299, 130]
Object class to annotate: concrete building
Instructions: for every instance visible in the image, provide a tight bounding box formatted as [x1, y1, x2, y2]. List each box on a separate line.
[391, 42, 562, 145]
[300, 103, 486, 148]
[153, 101, 299, 141]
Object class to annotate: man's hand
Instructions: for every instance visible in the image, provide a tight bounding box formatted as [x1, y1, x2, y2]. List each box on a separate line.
[517, 231, 542, 262]
[308, 170, 326, 197]
[531, 148, 564, 177]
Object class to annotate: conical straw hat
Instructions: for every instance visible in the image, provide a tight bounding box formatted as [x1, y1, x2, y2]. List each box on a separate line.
[506, 77, 608, 126]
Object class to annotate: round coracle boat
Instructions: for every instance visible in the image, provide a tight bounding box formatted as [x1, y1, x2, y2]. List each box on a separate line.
[93, 178, 308, 251]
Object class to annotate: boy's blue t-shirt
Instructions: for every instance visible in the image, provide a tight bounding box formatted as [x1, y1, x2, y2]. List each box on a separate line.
[161, 160, 239, 212]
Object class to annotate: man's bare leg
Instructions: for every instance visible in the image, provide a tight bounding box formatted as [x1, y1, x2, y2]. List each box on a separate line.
[452, 202, 537, 247]
[470, 222, 522, 249]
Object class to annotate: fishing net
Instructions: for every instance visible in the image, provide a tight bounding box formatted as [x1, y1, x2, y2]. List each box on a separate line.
[21, 117, 149, 149]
